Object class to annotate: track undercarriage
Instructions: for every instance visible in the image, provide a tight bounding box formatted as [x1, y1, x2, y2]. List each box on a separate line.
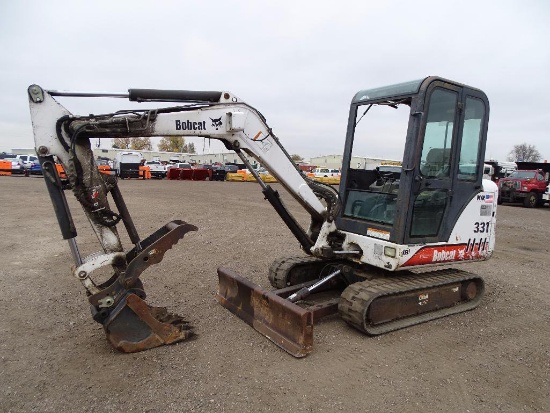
[217, 256, 484, 357]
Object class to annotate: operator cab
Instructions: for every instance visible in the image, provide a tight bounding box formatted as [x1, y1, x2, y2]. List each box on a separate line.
[337, 76, 490, 245]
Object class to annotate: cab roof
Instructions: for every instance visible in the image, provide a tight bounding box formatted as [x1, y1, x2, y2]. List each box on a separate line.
[352, 76, 485, 104]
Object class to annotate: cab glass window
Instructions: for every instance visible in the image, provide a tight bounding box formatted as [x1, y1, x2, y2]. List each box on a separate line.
[458, 97, 485, 181]
[410, 189, 448, 237]
[419, 89, 458, 178]
[344, 98, 410, 228]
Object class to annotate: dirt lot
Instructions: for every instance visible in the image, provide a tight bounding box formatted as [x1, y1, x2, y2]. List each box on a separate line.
[1, 176, 549, 412]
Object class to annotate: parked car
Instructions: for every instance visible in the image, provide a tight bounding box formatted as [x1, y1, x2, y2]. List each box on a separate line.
[256, 167, 270, 175]
[144, 160, 168, 179]
[199, 164, 227, 181]
[224, 164, 239, 173]
[312, 167, 340, 177]
[30, 161, 43, 175]
[96, 158, 111, 166]
[208, 164, 238, 181]
[16, 154, 39, 170]
[0, 153, 17, 159]
[9, 159, 25, 174]
[168, 162, 192, 170]
[208, 165, 227, 181]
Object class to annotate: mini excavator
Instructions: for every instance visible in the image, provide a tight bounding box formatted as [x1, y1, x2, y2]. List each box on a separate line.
[27, 77, 497, 356]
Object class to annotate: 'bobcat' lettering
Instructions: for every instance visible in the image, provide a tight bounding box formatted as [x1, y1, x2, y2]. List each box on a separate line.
[432, 249, 456, 262]
[175, 120, 206, 131]
[210, 117, 223, 130]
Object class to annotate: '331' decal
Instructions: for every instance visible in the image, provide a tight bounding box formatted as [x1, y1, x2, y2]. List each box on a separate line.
[474, 221, 490, 233]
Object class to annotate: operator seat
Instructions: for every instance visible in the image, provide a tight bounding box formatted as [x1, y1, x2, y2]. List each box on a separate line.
[421, 148, 451, 178]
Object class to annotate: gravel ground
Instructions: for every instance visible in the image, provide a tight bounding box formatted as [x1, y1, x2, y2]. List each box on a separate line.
[1, 176, 549, 412]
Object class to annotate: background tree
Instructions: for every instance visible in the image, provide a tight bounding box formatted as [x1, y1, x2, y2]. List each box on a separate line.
[130, 137, 152, 151]
[291, 154, 304, 163]
[183, 142, 196, 154]
[112, 137, 152, 150]
[158, 136, 185, 152]
[112, 137, 131, 149]
[507, 143, 542, 162]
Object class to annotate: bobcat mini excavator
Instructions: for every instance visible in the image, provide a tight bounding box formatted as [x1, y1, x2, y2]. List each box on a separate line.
[27, 77, 497, 356]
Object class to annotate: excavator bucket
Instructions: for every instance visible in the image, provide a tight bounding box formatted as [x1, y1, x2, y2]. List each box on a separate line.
[88, 220, 198, 353]
[217, 267, 314, 357]
[103, 293, 194, 353]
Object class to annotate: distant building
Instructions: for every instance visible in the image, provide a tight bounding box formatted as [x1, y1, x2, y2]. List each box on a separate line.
[8, 148, 35, 155]
[309, 154, 401, 170]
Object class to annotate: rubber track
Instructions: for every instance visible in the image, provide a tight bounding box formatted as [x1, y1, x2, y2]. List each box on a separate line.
[268, 256, 326, 288]
[338, 268, 484, 335]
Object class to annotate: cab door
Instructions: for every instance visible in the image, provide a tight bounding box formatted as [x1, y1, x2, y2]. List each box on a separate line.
[403, 81, 489, 244]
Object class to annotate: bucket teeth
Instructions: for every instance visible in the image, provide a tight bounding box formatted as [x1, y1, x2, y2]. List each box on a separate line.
[149, 305, 193, 330]
[103, 293, 194, 353]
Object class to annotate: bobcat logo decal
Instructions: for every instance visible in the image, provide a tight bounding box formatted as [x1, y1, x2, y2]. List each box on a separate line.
[210, 117, 223, 130]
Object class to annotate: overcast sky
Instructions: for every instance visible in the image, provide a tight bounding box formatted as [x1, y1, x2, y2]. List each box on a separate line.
[1, 0, 549, 162]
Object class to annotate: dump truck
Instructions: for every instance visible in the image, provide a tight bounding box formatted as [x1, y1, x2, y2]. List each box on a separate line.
[498, 169, 547, 207]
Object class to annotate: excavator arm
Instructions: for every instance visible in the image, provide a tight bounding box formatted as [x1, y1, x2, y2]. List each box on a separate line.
[27, 85, 340, 353]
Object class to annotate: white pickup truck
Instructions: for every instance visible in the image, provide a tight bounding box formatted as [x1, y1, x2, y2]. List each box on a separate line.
[543, 183, 550, 204]
[312, 167, 340, 178]
[144, 160, 167, 179]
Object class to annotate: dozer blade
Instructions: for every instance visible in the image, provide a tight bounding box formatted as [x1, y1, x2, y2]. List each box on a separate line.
[103, 293, 194, 353]
[217, 267, 314, 358]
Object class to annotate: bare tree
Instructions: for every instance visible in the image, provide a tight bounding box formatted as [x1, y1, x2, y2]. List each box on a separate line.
[112, 137, 131, 149]
[112, 137, 152, 151]
[158, 136, 185, 152]
[130, 137, 152, 151]
[183, 142, 196, 154]
[291, 154, 304, 163]
[507, 143, 542, 162]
